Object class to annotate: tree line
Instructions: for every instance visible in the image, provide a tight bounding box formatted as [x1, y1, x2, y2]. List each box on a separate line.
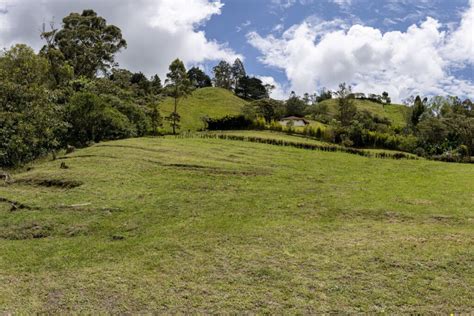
[1, 9, 472, 167]
[235, 83, 473, 161]
[0, 9, 270, 167]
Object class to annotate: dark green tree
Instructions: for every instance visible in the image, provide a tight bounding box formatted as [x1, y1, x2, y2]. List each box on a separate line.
[0, 44, 66, 167]
[165, 59, 193, 135]
[151, 75, 162, 94]
[382, 91, 391, 106]
[235, 76, 268, 100]
[246, 98, 286, 123]
[130, 72, 151, 95]
[336, 83, 357, 126]
[286, 92, 307, 117]
[65, 92, 134, 145]
[187, 67, 212, 88]
[148, 103, 162, 136]
[410, 96, 427, 127]
[41, 10, 127, 78]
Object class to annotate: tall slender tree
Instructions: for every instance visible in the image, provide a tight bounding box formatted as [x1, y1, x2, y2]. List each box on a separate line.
[410, 95, 427, 127]
[165, 59, 192, 135]
[336, 83, 357, 126]
[213, 60, 233, 90]
[231, 58, 246, 90]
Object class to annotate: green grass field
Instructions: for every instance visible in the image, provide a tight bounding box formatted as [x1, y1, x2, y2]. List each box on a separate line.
[209, 130, 419, 157]
[160, 87, 248, 132]
[319, 99, 410, 127]
[1, 135, 473, 313]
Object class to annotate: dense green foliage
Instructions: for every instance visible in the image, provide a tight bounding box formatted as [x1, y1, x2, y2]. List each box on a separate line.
[42, 10, 127, 78]
[0, 10, 161, 167]
[0, 45, 66, 167]
[187, 67, 212, 89]
[237, 83, 473, 162]
[1, 9, 472, 168]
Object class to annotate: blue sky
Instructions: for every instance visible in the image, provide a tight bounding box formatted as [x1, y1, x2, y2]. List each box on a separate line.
[202, 0, 474, 101]
[0, 0, 473, 101]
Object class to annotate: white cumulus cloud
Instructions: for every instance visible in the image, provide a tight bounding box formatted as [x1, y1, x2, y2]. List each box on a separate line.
[0, 0, 241, 78]
[248, 2, 474, 102]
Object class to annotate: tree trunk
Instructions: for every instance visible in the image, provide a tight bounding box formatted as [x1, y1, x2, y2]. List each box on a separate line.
[173, 94, 178, 135]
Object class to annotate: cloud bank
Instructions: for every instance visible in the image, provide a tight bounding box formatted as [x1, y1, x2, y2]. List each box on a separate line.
[0, 0, 241, 77]
[248, 1, 474, 101]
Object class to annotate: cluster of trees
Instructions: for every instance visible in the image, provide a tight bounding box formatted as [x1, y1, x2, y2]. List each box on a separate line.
[407, 95, 473, 159]
[212, 59, 270, 100]
[0, 9, 274, 167]
[1, 10, 197, 167]
[236, 82, 473, 161]
[2, 10, 472, 167]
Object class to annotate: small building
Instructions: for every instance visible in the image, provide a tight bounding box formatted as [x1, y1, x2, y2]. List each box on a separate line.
[279, 116, 310, 127]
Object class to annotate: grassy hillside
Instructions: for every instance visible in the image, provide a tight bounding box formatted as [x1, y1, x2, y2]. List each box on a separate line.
[160, 87, 248, 132]
[209, 130, 419, 157]
[319, 98, 410, 127]
[1, 135, 473, 313]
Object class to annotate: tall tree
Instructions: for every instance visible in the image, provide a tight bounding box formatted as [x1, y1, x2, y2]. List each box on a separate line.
[213, 60, 233, 90]
[165, 59, 192, 135]
[130, 72, 150, 95]
[316, 88, 332, 102]
[187, 67, 212, 88]
[381, 91, 391, 106]
[150, 75, 162, 94]
[410, 95, 427, 127]
[285, 92, 307, 117]
[234, 76, 268, 100]
[41, 10, 127, 78]
[0, 44, 66, 166]
[336, 83, 357, 126]
[231, 58, 246, 90]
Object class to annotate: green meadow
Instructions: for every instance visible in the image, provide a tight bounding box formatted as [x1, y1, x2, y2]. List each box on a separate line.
[160, 87, 248, 132]
[319, 98, 410, 127]
[1, 134, 472, 313]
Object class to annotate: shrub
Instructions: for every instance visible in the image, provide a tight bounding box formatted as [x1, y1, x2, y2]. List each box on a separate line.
[65, 92, 135, 146]
[206, 115, 253, 130]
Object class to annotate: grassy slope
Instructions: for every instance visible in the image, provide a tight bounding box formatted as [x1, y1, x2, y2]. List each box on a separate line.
[319, 99, 410, 127]
[210, 130, 419, 156]
[1, 136, 473, 313]
[160, 87, 248, 132]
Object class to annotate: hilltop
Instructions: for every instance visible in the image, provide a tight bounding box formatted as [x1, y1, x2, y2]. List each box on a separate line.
[1, 134, 472, 313]
[160, 87, 248, 132]
[319, 98, 410, 127]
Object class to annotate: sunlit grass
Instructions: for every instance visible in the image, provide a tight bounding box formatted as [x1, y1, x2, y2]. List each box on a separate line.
[0, 136, 472, 313]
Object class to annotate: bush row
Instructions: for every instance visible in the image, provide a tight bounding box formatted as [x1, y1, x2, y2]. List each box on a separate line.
[176, 133, 418, 161]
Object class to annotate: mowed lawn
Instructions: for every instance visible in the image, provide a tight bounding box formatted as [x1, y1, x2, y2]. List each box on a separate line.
[0, 136, 473, 313]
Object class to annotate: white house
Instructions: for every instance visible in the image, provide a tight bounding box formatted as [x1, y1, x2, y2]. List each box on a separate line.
[279, 116, 310, 127]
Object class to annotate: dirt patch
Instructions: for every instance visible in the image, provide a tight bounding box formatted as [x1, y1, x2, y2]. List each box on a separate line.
[57, 154, 118, 160]
[15, 178, 83, 189]
[166, 164, 268, 176]
[0, 197, 37, 211]
[96, 144, 166, 154]
[0, 222, 52, 240]
[144, 159, 269, 176]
